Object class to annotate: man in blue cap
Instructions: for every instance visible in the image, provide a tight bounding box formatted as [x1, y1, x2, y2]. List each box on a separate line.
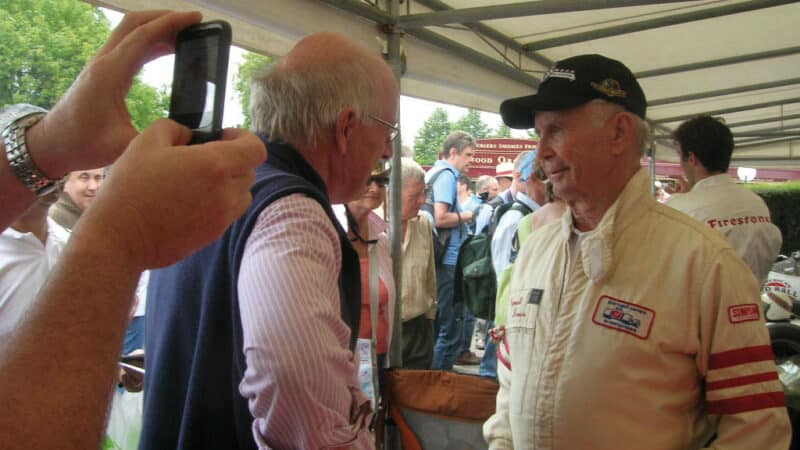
[483, 54, 789, 449]
[490, 149, 545, 279]
[478, 149, 545, 381]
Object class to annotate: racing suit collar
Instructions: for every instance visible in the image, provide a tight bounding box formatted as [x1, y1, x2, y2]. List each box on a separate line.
[561, 168, 656, 284]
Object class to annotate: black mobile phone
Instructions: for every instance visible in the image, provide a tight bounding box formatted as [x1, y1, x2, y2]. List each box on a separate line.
[168, 20, 232, 144]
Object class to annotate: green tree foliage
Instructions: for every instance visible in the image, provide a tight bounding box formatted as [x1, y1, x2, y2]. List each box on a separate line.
[1, 0, 166, 130]
[234, 51, 272, 129]
[527, 129, 539, 140]
[492, 123, 512, 138]
[127, 83, 171, 132]
[452, 109, 491, 140]
[413, 107, 451, 166]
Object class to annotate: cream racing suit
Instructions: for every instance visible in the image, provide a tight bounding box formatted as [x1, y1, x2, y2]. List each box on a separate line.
[484, 169, 789, 450]
[666, 174, 782, 285]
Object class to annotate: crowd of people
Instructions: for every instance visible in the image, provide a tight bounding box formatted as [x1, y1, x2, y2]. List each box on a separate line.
[0, 7, 792, 450]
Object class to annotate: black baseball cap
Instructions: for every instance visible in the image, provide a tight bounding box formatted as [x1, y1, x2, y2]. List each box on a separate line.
[500, 54, 647, 129]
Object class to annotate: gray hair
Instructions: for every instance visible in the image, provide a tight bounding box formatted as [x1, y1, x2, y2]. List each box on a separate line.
[475, 175, 493, 193]
[400, 157, 425, 186]
[250, 57, 384, 148]
[442, 131, 476, 158]
[588, 99, 651, 156]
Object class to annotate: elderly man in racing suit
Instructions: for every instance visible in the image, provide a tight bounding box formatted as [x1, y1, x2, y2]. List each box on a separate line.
[666, 115, 782, 285]
[483, 54, 790, 450]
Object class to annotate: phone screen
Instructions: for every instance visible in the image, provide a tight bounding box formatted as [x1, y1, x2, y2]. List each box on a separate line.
[169, 21, 231, 142]
[171, 33, 220, 131]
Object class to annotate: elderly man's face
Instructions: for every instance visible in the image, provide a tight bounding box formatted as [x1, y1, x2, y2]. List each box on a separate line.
[535, 103, 616, 203]
[401, 178, 425, 221]
[496, 176, 512, 191]
[486, 178, 500, 199]
[340, 93, 398, 202]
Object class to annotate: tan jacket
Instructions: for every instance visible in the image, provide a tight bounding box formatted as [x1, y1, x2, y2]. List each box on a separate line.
[401, 215, 436, 321]
[484, 169, 789, 450]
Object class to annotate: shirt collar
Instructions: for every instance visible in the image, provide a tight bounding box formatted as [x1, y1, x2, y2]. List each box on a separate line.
[516, 192, 541, 211]
[691, 173, 733, 191]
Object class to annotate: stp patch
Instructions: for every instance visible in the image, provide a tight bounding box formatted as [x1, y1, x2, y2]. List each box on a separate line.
[728, 304, 760, 324]
[592, 295, 655, 340]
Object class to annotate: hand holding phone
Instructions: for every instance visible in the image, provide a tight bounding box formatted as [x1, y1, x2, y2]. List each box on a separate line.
[168, 20, 232, 144]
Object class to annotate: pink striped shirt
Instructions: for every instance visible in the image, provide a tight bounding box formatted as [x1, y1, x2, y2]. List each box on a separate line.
[237, 193, 373, 449]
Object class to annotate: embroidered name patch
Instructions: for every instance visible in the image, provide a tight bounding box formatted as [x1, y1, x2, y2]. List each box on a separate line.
[728, 304, 760, 324]
[592, 295, 654, 340]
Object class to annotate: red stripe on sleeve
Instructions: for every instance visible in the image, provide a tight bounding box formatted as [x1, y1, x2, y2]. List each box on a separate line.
[706, 391, 786, 415]
[708, 345, 775, 370]
[706, 372, 779, 391]
[497, 339, 511, 371]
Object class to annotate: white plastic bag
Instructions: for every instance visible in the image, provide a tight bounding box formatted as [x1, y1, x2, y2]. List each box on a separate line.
[104, 389, 143, 450]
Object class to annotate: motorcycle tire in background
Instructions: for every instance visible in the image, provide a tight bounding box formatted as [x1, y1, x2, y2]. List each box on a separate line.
[769, 322, 800, 364]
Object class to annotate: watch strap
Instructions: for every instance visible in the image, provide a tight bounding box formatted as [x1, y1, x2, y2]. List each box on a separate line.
[2, 104, 62, 196]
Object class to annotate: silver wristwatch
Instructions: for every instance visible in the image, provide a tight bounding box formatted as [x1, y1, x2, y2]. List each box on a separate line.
[1, 103, 62, 196]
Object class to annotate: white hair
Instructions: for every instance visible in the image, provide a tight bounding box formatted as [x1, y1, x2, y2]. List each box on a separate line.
[400, 157, 425, 186]
[250, 57, 385, 148]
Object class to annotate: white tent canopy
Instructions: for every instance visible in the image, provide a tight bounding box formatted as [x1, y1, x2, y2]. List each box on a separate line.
[90, 0, 800, 168]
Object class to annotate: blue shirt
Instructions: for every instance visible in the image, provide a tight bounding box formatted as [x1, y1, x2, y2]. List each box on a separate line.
[490, 192, 540, 281]
[426, 160, 468, 266]
[461, 195, 482, 234]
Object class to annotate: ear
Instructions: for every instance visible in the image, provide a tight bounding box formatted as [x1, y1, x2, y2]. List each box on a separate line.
[609, 112, 634, 156]
[334, 108, 358, 156]
[687, 152, 699, 167]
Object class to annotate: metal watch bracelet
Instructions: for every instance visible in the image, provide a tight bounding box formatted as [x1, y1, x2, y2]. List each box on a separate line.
[1, 104, 62, 196]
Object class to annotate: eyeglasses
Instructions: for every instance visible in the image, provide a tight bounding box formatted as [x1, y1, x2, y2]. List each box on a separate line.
[368, 114, 400, 143]
[368, 177, 390, 187]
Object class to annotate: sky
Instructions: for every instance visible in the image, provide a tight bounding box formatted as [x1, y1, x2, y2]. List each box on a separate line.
[102, 9, 525, 149]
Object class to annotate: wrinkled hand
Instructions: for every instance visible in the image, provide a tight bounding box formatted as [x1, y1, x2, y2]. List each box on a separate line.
[28, 10, 202, 177]
[80, 119, 266, 270]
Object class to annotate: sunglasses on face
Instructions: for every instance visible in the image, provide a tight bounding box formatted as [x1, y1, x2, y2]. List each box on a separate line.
[368, 177, 390, 187]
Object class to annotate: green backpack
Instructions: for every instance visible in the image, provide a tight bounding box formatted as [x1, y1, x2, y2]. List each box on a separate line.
[454, 201, 531, 320]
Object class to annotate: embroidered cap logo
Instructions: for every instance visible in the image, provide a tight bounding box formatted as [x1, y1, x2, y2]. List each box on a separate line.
[590, 78, 627, 98]
[543, 67, 576, 82]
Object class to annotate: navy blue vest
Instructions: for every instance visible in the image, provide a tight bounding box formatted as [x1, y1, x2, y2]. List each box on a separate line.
[139, 139, 361, 450]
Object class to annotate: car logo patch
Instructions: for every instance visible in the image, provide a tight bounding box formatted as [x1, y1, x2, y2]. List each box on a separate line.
[728, 304, 760, 324]
[592, 295, 654, 340]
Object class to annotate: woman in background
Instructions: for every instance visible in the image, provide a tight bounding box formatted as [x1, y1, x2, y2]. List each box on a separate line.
[335, 163, 396, 367]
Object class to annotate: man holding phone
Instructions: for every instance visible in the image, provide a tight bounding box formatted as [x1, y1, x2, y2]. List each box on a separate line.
[0, 10, 267, 450]
[142, 32, 399, 449]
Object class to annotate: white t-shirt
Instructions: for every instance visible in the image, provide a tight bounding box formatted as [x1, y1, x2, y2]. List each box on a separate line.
[666, 174, 782, 284]
[0, 218, 70, 342]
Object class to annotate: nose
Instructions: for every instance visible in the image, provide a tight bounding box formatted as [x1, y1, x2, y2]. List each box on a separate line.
[87, 179, 101, 191]
[414, 191, 425, 207]
[383, 141, 394, 159]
